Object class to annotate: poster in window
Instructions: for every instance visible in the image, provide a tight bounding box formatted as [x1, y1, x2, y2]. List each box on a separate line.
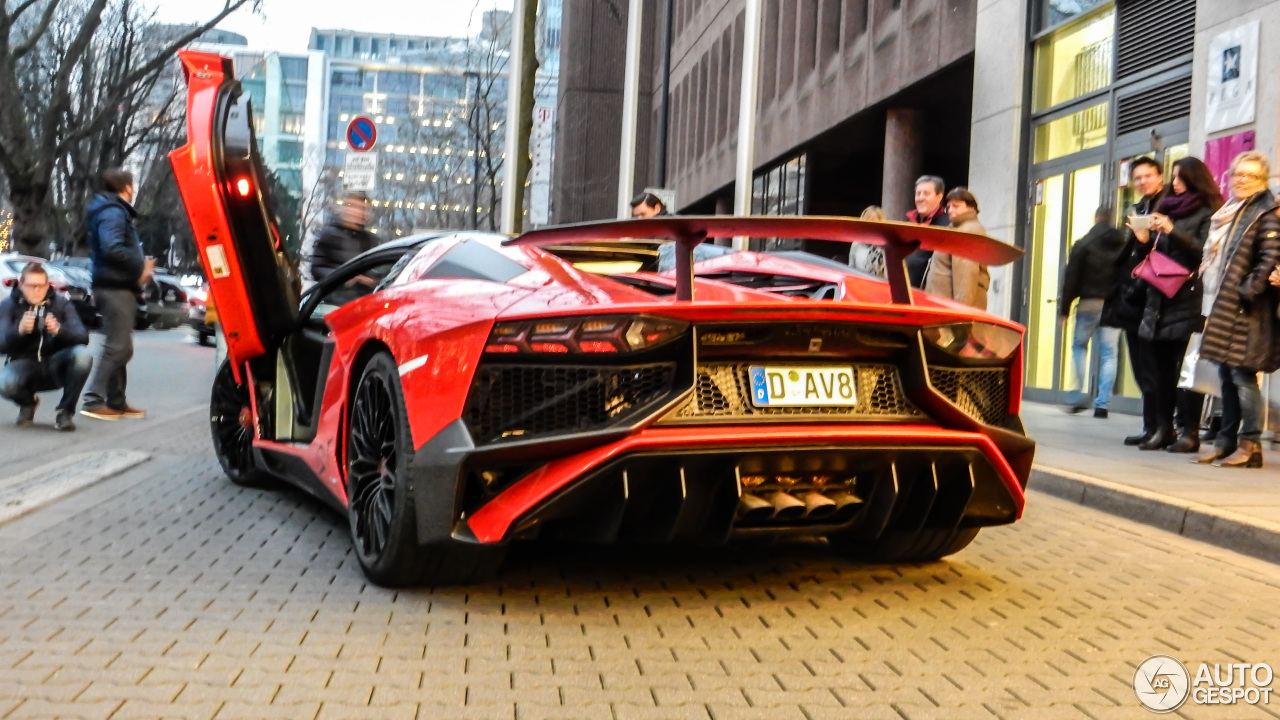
[1206, 21, 1259, 134]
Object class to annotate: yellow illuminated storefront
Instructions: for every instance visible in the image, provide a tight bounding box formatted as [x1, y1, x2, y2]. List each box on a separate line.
[1022, 0, 1193, 411]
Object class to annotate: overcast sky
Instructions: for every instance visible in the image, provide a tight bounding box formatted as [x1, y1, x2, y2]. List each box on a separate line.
[153, 0, 514, 52]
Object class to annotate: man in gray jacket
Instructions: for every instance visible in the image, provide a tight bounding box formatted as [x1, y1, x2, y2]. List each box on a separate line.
[81, 168, 154, 421]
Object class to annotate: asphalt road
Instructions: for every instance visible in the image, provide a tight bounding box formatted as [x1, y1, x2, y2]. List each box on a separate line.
[0, 332, 1278, 719]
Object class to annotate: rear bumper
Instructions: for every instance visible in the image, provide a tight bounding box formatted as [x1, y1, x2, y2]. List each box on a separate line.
[461, 424, 1025, 545]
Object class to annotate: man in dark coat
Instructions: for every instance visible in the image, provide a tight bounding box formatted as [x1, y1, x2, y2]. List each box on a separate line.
[1100, 157, 1166, 444]
[81, 168, 152, 421]
[1195, 152, 1280, 468]
[904, 175, 949, 288]
[0, 263, 93, 430]
[1060, 207, 1125, 418]
[309, 192, 376, 284]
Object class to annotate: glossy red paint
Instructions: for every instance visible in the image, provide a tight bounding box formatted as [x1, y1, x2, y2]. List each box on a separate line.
[168, 52, 266, 379]
[465, 424, 1025, 544]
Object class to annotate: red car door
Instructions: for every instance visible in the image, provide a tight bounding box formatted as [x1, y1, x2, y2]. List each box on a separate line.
[169, 51, 299, 379]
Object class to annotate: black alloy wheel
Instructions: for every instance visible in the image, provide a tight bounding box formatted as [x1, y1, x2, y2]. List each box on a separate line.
[347, 358, 400, 566]
[210, 360, 271, 486]
[346, 352, 506, 586]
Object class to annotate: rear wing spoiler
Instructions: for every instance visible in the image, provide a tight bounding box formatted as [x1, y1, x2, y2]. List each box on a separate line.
[508, 215, 1024, 304]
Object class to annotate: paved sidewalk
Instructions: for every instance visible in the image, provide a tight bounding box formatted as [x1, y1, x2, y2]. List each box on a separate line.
[1023, 401, 1280, 562]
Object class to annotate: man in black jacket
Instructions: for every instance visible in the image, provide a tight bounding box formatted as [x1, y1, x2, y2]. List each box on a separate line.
[309, 192, 376, 284]
[1060, 207, 1126, 418]
[81, 168, 153, 421]
[0, 264, 93, 430]
[1101, 156, 1166, 444]
[904, 175, 950, 288]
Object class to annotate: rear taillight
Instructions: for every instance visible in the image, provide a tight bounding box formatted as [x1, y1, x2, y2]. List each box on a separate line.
[484, 316, 687, 355]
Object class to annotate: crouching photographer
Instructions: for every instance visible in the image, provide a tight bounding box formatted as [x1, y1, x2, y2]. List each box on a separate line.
[0, 263, 93, 430]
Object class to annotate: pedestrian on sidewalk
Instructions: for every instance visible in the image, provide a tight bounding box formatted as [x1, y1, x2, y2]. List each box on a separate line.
[904, 176, 949, 288]
[924, 187, 990, 310]
[1127, 157, 1222, 452]
[1101, 157, 1166, 446]
[1060, 207, 1125, 418]
[630, 192, 669, 219]
[0, 263, 92, 430]
[81, 168, 153, 421]
[849, 205, 887, 277]
[1194, 151, 1280, 468]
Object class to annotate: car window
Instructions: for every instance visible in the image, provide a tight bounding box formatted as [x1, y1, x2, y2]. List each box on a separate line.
[308, 258, 402, 322]
[401, 239, 527, 285]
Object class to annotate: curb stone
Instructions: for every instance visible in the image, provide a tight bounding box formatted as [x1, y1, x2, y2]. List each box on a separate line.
[1030, 464, 1280, 564]
[0, 449, 151, 525]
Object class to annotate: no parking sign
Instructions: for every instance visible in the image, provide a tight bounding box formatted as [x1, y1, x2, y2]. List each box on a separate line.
[346, 116, 377, 152]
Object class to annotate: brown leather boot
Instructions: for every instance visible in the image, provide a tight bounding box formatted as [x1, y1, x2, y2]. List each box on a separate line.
[1215, 439, 1263, 468]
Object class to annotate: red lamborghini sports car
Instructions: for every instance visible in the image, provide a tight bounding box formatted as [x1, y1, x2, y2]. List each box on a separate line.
[170, 51, 1035, 586]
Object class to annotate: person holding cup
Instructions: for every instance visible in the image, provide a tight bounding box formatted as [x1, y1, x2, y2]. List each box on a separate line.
[1101, 156, 1166, 446]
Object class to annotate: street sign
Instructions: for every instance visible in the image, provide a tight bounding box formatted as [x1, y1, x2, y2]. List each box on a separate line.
[343, 152, 378, 192]
[346, 116, 377, 152]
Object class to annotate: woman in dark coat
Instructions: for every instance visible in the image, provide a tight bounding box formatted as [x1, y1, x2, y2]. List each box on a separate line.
[1126, 157, 1222, 451]
[1195, 151, 1280, 468]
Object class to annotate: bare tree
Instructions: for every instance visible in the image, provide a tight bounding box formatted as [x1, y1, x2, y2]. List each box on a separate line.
[0, 0, 259, 257]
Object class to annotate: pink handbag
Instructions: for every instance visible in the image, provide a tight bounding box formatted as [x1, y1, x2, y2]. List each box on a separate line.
[1132, 238, 1192, 299]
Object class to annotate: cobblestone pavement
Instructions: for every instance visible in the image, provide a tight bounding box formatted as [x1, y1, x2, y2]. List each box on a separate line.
[2, 412, 1280, 720]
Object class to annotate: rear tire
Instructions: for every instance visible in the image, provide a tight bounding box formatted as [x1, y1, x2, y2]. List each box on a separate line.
[346, 352, 504, 587]
[830, 526, 979, 564]
[210, 361, 273, 487]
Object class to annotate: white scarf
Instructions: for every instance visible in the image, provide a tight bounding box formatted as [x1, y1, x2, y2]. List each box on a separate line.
[1200, 198, 1244, 315]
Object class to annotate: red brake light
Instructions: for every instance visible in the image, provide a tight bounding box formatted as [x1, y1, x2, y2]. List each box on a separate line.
[579, 341, 619, 353]
[2, 278, 14, 287]
[485, 343, 520, 353]
[235, 177, 252, 197]
[530, 342, 570, 354]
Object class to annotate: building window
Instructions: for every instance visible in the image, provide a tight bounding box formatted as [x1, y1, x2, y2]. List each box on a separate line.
[314, 35, 326, 51]
[1033, 101, 1108, 164]
[280, 57, 308, 82]
[379, 71, 419, 94]
[279, 114, 306, 136]
[1032, 8, 1114, 112]
[1038, 0, 1109, 32]
[750, 154, 807, 250]
[283, 85, 307, 114]
[278, 140, 304, 164]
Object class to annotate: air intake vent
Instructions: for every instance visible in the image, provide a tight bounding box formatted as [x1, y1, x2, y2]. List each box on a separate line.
[1116, 74, 1192, 136]
[1116, 0, 1195, 79]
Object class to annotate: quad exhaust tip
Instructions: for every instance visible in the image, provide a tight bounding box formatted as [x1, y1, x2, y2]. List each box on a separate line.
[736, 489, 863, 523]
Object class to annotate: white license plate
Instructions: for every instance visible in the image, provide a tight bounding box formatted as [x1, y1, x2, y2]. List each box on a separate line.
[748, 366, 857, 407]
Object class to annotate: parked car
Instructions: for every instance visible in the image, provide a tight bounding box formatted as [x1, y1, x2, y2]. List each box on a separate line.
[44, 259, 100, 329]
[171, 50, 1035, 587]
[186, 285, 216, 346]
[140, 270, 188, 330]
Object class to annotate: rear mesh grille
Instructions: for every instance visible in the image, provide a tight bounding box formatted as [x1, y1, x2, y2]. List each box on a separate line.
[466, 363, 677, 444]
[929, 367, 1009, 426]
[666, 363, 920, 421]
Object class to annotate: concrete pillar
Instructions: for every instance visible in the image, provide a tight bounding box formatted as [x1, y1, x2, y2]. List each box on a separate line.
[882, 108, 924, 222]
[968, 0, 1029, 321]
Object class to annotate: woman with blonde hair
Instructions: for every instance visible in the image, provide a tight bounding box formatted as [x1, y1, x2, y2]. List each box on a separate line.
[1194, 150, 1280, 468]
[849, 205, 886, 276]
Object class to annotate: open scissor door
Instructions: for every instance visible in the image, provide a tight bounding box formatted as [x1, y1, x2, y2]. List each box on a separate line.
[169, 51, 299, 379]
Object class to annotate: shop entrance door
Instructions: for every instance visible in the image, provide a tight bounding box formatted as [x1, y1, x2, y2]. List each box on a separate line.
[1024, 160, 1106, 403]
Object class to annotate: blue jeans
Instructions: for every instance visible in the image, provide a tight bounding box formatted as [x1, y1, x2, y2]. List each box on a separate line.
[0, 346, 95, 411]
[83, 288, 135, 410]
[1067, 300, 1120, 409]
[1217, 364, 1263, 448]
